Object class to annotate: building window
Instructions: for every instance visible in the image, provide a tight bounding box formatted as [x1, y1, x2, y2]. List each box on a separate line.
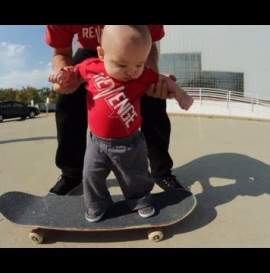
[159, 52, 244, 93]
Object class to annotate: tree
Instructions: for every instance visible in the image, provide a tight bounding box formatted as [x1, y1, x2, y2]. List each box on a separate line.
[0, 86, 55, 105]
[37, 87, 56, 103]
[16, 86, 41, 104]
[0, 88, 17, 101]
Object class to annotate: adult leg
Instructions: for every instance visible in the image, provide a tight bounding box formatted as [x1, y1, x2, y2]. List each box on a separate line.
[140, 94, 183, 191]
[49, 49, 97, 195]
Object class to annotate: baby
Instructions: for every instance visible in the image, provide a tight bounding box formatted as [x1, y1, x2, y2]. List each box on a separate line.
[49, 25, 193, 223]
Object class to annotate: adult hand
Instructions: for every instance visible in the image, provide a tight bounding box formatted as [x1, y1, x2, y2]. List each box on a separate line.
[147, 74, 177, 99]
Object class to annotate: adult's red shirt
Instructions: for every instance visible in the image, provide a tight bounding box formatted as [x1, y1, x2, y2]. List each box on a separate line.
[45, 25, 164, 49]
[75, 58, 159, 138]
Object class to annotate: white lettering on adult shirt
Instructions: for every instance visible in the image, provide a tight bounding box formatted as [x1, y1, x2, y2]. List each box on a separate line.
[82, 26, 103, 43]
[91, 73, 137, 129]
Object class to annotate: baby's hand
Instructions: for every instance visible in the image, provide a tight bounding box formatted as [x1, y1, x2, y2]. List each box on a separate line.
[48, 66, 75, 86]
[177, 93, 194, 111]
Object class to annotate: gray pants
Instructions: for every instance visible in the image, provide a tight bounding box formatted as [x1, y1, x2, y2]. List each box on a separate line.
[83, 131, 155, 215]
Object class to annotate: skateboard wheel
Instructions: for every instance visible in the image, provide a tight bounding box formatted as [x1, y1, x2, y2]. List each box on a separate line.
[148, 229, 164, 242]
[29, 229, 44, 244]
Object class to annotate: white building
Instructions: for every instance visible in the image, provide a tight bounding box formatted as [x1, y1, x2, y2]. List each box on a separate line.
[159, 25, 270, 100]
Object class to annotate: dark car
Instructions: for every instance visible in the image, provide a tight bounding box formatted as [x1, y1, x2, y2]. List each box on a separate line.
[0, 100, 40, 122]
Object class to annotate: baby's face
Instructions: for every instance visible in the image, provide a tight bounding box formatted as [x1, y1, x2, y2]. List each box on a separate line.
[102, 41, 151, 82]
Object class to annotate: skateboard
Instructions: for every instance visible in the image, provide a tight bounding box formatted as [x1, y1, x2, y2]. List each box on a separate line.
[0, 189, 196, 244]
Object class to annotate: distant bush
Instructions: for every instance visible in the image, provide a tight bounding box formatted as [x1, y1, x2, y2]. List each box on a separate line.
[0, 86, 56, 105]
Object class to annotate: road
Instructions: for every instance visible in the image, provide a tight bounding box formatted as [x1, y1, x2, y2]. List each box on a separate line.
[0, 113, 270, 247]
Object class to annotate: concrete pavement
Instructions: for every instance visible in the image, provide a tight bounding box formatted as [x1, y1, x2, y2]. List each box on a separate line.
[0, 113, 270, 248]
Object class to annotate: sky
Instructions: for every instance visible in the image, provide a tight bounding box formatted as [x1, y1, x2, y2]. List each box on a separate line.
[0, 25, 52, 89]
[1, 25, 270, 100]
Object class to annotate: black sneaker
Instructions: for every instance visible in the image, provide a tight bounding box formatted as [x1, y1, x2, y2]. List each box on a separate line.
[155, 174, 184, 191]
[49, 175, 82, 195]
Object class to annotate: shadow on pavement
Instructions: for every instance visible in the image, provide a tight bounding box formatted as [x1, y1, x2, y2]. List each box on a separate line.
[168, 152, 270, 235]
[0, 136, 56, 145]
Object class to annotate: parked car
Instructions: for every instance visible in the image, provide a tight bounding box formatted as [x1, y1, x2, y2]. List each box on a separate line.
[0, 100, 40, 122]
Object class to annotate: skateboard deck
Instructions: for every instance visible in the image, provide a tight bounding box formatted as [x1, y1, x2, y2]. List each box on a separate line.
[0, 189, 196, 243]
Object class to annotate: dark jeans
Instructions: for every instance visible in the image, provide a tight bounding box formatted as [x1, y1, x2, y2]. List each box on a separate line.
[55, 48, 173, 179]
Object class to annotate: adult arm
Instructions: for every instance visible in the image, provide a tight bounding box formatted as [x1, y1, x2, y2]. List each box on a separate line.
[145, 42, 159, 71]
[146, 43, 175, 99]
[51, 46, 83, 94]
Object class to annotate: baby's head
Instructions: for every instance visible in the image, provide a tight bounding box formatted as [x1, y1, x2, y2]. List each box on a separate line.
[97, 25, 152, 82]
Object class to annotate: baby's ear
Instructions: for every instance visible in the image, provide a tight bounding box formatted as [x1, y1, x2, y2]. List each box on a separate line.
[97, 46, 104, 61]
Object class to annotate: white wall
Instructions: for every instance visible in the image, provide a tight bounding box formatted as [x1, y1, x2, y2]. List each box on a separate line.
[161, 25, 270, 100]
